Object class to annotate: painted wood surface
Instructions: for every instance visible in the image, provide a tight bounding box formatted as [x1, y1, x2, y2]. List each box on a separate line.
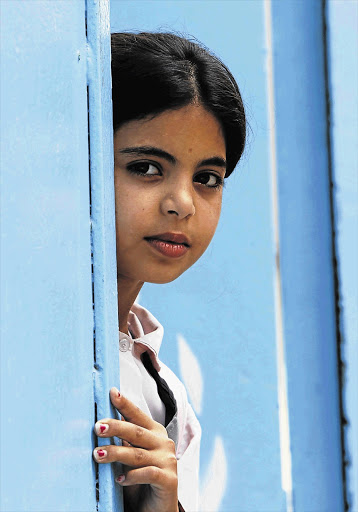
[86, 0, 122, 510]
[327, 1, 358, 509]
[0, 1, 95, 510]
[270, 2, 344, 510]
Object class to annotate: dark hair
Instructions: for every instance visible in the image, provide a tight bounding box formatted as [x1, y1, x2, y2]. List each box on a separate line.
[111, 32, 246, 177]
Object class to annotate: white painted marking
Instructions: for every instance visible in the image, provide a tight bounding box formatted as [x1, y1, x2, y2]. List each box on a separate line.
[177, 333, 203, 415]
[264, 1, 294, 510]
[199, 436, 228, 512]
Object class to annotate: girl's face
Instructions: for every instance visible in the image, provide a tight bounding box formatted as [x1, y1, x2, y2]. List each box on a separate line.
[113, 104, 226, 284]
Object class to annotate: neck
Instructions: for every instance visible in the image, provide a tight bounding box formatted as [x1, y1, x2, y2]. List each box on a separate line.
[117, 275, 144, 334]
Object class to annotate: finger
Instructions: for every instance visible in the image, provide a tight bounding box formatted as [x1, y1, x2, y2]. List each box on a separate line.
[110, 388, 165, 434]
[115, 466, 177, 490]
[94, 418, 161, 449]
[93, 444, 158, 468]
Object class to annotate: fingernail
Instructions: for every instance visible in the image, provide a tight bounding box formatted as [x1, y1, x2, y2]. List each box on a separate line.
[94, 449, 107, 460]
[96, 423, 109, 435]
[115, 475, 125, 484]
[111, 387, 120, 398]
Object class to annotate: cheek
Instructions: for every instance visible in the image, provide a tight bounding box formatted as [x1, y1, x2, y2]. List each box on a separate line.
[115, 191, 137, 238]
[208, 196, 222, 227]
[197, 201, 222, 246]
[115, 189, 154, 241]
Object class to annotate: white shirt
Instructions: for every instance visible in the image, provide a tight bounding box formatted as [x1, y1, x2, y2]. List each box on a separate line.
[119, 303, 201, 512]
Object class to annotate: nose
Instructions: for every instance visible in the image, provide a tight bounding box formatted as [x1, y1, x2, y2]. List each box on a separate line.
[160, 180, 195, 219]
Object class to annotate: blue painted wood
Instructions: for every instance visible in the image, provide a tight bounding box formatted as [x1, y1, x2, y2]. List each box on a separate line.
[271, 1, 344, 510]
[86, 0, 123, 510]
[0, 1, 96, 510]
[326, 1, 358, 509]
[110, 2, 285, 510]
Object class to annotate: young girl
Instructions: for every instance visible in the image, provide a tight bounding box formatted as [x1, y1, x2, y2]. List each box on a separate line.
[92, 32, 246, 512]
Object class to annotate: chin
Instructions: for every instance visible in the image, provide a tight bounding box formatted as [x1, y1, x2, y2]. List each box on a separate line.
[145, 269, 187, 285]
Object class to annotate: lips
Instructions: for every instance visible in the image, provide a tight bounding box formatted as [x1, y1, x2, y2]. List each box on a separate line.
[145, 232, 190, 246]
[144, 232, 191, 258]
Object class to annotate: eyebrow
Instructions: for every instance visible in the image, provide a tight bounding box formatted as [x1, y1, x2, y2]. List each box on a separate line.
[118, 146, 226, 169]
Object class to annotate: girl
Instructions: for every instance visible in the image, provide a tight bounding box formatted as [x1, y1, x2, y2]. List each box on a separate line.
[92, 32, 246, 512]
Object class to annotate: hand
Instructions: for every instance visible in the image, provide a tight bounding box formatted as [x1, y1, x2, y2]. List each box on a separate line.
[93, 387, 179, 512]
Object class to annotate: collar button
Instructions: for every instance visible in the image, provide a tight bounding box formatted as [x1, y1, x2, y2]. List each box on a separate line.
[119, 339, 131, 352]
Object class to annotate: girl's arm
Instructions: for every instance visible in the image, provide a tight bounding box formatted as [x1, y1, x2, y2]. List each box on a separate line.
[93, 387, 179, 512]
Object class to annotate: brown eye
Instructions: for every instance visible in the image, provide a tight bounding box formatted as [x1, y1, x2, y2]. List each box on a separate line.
[194, 172, 223, 188]
[127, 162, 161, 176]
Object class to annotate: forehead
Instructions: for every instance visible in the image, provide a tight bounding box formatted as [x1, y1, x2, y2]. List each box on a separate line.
[113, 104, 226, 161]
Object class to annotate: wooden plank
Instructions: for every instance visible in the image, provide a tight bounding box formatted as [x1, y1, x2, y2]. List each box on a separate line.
[271, 1, 344, 509]
[326, 1, 358, 508]
[0, 1, 95, 510]
[86, 0, 123, 510]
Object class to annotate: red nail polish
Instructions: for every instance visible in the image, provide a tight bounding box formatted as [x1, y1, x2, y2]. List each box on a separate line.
[117, 391, 121, 398]
[97, 449, 106, 458]
[116, 475, 125, 484]
[100, 425, 107, 433]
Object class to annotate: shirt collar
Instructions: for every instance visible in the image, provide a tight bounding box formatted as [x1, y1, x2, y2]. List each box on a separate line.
[119, 303, 163, 371]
